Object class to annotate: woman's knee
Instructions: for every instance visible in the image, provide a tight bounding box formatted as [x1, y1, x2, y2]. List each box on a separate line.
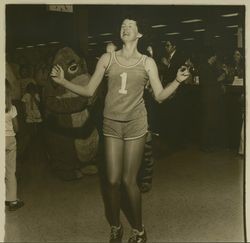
[122, 175, 137, 189]
[107, 176, 121, 188]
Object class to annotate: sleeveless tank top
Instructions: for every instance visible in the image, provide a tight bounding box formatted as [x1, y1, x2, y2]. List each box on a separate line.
[104, 52, 149, 121]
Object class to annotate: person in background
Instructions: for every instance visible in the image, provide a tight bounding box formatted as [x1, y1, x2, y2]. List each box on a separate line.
[5, 80, 24, 211]
[161, 39, 187, 86]
[238, 94, 244, 155]
[21, 82, 42, 137]
[19, 65, 36, 96]
[199, 49, 227, 152]
[51, 14, 189, 243]
[159, 39, 191, 149]
[232, 48, 244, 79]
[232, 49, 245, 155]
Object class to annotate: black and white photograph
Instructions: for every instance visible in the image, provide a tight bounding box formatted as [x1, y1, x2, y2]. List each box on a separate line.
[3, 1, 248, 242]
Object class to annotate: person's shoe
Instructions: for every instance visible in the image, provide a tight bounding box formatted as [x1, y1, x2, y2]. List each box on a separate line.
[110, 224, 123, 243]
[128, 227, 147, 243]
[8, 200, 24, 211]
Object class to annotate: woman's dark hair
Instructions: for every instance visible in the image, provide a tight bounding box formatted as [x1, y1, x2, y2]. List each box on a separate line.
[114, 10, 151, 54]
[119, 11, 148, 36]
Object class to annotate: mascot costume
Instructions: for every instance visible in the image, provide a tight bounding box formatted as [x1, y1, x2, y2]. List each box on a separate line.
[43, 47, 99, 181]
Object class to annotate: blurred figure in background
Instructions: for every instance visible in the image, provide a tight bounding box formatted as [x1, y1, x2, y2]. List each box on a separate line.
[159, 39, 191, 149]
[19, 65, 36, 96]
[199, 49, 227, 152]
[232, 48, 244, 79]
[21, 82, 43, 137]
[5, 80, 24, 211]
[230, 49, 245, 155]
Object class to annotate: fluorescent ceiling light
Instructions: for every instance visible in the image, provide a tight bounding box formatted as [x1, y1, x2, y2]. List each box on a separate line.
[89, 43, 97, 45]
[49, 41, 60, 44]
[104, 40, 112, 43]
[26, 45, 34, 48]
[226, 25, 238, 28]
[183, 38, 195, 41]
[37, 44, 46, 46]
[165, 32, 180, 35]
[152, 24, 167, 28]
[88, 36, 93, 38]
[221, 13, 239, 17]
[100, 33, 112, 36]
[16, 47, 24, 50]
[214, 35, 221, 38]
[193, 29, 205, 32]
[181, 19, 202, 23]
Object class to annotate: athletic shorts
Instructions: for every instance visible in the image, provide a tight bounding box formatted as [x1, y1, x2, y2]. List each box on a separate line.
[103, 116, 148, 141]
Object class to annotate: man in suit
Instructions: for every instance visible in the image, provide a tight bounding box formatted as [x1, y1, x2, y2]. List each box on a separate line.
[161, 39, 187, 85]
[159, 39, 191, 150]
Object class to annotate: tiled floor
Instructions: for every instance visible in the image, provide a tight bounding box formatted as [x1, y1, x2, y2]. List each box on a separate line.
[4, 137, 245, 242]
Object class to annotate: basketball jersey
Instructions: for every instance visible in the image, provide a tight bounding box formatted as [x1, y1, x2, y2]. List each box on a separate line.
[104, 52, 149, 121]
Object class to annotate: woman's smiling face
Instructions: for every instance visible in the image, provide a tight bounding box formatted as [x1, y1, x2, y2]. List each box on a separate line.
[120, 19, 142, 42]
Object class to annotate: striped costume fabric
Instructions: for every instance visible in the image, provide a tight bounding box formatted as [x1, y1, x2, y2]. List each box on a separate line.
[138, 131, 154, 193]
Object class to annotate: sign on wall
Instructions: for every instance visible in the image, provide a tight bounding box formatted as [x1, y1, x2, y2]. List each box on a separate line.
[47, 5, 73, 13]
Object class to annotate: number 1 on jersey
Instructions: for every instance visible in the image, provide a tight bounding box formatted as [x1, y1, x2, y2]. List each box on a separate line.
[119, 72, 128, 94]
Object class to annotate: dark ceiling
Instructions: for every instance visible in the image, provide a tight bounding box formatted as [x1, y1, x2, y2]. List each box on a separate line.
[6, 4, 245, 57]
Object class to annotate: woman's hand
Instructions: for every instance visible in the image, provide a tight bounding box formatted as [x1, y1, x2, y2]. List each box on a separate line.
[176, 65, 190, 82]
[50, 65, 65, 84]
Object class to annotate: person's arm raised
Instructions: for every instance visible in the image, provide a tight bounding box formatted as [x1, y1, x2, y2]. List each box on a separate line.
[50, 53, 110, 97]
[145, 57, 189, 103]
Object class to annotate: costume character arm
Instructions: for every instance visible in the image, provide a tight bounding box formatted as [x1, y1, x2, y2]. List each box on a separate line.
[50, 53, 110, 97]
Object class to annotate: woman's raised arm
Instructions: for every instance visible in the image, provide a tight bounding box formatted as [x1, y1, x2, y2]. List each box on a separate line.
[145, 57, 189, 103]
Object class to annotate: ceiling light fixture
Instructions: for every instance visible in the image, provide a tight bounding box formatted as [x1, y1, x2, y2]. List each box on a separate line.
[89, 43, 97, 45]
[183, 38, 195, 41]
[152, 24, 167, 28]
[181, 19, 202, 23]
[37, 44, 46, 46]
[193, 29, 205, 32]
[49, 41, 60, 44]
[221, 13, 239, 17]
[26, 45, 34, 48]
[16, 47, 24, 50]
[165, 32, 180, 35]
[100, 33, 112, 36]
[226, 25, 238, 28]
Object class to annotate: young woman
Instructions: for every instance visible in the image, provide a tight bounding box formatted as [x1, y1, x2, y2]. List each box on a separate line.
[51, 15, 189, 243]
